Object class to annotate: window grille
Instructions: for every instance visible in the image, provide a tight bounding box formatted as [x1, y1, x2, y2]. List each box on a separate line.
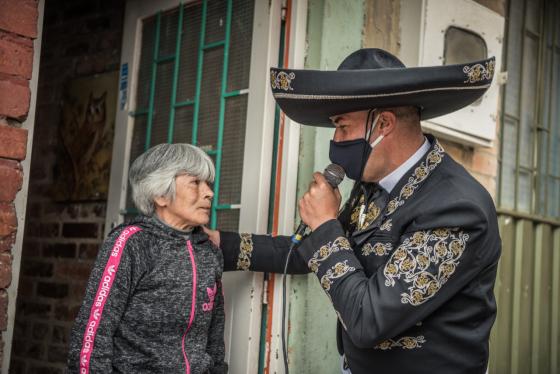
[125, 0, 255, 230]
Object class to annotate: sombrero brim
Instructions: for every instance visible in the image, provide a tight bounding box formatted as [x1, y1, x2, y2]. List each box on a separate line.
[270, 57, 495, 127]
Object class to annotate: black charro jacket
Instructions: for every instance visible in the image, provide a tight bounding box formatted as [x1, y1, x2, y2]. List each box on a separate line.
[221, 135, 501, 374]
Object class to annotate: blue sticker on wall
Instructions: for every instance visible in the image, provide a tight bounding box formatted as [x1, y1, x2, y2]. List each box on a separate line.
[119, 63, 128, 110]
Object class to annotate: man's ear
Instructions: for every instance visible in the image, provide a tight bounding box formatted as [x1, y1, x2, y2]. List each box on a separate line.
[154, 195, 169, 208]
[379, 111, 397, 134]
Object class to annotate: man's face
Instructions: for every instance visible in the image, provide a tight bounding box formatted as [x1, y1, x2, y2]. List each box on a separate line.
[331, 109, 387, 182]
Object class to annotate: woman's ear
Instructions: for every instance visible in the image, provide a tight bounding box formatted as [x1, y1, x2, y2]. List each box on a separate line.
[154, 195, 169, 208]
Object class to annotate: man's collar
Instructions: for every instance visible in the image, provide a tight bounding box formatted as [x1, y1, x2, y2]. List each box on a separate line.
[378, 137, 431, 193]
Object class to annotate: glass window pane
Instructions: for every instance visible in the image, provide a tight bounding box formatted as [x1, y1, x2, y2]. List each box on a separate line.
[525, 0, 540, 35]
[136, 18, 156, 110]
[500, 119, 517, 209]
[504, 0, 524, 116]
[219, 94, 248, 205]
[548, 177, 560, 217]
[150, 61, 174, 147]
[176, 3, 202, 103]
[517, 170, 532, 212]
[197, 47, 223, 150]
[519, 35, 538, 168]
[444, 27, 487, 64]
[173, 106, 194, 143]
[205, 0, 227, 45]
[217, 209, 240, 231]
[227, 0, 255, 92]
[158, 9, 179, 58]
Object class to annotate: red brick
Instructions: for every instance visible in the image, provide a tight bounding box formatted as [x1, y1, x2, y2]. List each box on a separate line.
[0, 233, 15, 252]
[0, 158, 23, 202]
[0, 202, 16, 236]
[0, 290, 7, 331]
[0, 77, 30, 119]
[0, 0, 39, 39]
[0, 253, 12, 288]
[0, 124, 28, 160]
[0, 34, 33, 79]
[55, 261, 92, 280]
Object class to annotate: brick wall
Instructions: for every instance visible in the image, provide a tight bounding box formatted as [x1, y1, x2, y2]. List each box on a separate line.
[0, 0, 39, 368]
[9, 0, 125, 373]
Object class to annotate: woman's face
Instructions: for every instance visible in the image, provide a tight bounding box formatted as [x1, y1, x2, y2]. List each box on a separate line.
[155, 174, 214, 230]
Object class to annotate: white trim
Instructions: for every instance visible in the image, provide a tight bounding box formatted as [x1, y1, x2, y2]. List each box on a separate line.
[267, 1, 308, 373]
[225, 0, 283, 372]
[3, 0, 45, 372]
[273, 83, 491, 100]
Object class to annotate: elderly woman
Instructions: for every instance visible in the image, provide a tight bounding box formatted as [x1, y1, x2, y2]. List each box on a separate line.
[67, 143, 227, 374]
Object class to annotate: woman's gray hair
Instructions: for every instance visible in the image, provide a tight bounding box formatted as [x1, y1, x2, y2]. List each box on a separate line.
[128, 143, 215, 216]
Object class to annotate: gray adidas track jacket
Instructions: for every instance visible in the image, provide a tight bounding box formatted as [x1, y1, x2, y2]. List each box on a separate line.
[67, 215, 227, 374]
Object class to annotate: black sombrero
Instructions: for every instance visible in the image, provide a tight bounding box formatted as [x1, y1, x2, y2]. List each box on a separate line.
[270, 48, 495, 127]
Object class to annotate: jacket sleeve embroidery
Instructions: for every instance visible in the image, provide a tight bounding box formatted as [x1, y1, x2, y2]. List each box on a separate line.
[383, 228, 469, 306]
[320, 260, 356, 291]
[374, 335, 426, 350]
[236, 233, 254, 270]
[308, 236, 352, 273]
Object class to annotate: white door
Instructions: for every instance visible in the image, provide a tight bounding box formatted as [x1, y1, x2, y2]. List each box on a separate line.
[105, 0, 286, 372]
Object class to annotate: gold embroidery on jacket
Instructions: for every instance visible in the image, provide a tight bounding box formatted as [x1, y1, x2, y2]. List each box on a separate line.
[386, 141, 444, 216]
[350, 195, 365, 226]
[380, 219, 393, 231]
[320, 260, 356, 291]
[374, 335, 426, 350]
[350, 195, 383, 230]
[308, 236, 352, 273]
[383, 228, 469, 306]
[362, 242, 392, 256]
[361, 202, 381, 229]
[237, 233, 254, 271]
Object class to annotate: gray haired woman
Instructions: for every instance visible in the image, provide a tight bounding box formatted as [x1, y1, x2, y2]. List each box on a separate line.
[67, 143, 227, 374]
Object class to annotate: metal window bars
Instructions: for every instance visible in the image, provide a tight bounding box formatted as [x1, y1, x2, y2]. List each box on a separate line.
[126, 0, 252, 228]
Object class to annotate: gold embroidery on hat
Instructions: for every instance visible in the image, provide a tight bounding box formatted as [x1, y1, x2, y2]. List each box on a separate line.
[308, 236, 352, 273]
[320, 260, 356, 291]
[271, 70, 295, 91]
[237, 233, 254, 271]
[375, 335, 426, 350]
[463, 60, 495, 84]
[362, 242, 392, 256]
[383, 228, 469, 306]
[386, 141, 444, 216]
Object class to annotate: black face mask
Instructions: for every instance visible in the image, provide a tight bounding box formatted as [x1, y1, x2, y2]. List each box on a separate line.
[329, 139, 372, 181]
[329, 111, 384, 181]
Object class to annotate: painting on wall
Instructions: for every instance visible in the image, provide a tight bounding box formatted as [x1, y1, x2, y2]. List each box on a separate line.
[51, 71, 118, 201]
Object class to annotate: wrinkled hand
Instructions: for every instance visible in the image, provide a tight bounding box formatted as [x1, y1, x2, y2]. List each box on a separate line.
[299, 172, 341, 231]
[203, 226, 221, 248]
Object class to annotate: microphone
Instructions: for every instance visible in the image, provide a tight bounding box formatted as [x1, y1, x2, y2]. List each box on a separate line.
[291, 163, 346, 244]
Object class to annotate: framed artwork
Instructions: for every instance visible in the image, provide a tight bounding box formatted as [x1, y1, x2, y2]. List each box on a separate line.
[52, 71, 118, 201]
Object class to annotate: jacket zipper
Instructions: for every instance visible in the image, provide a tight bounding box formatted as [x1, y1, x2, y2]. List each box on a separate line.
[182, 239, 197, 374]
